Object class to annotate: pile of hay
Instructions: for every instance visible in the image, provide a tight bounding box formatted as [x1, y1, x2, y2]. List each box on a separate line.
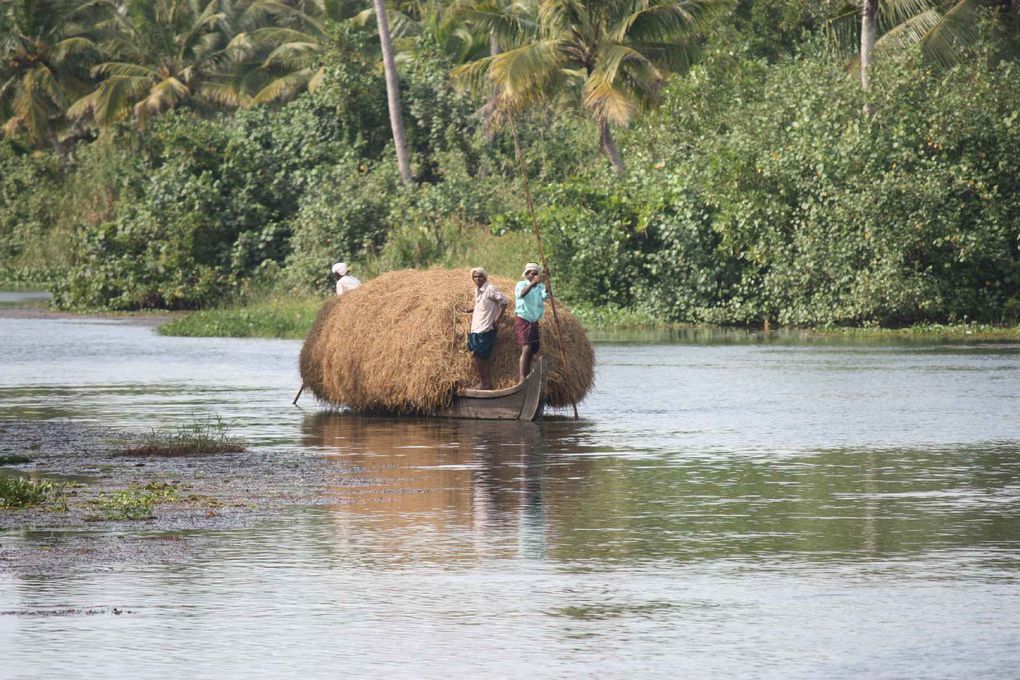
[299, 268, 595, 414]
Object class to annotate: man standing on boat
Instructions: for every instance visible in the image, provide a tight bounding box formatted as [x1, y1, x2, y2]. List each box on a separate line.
[332, 262, 362, 296]
[457, 267, 508, 390]
[515, 262, 550, 383]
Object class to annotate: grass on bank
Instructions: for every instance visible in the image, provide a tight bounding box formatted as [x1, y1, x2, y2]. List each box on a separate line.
[154, 289, 1020, 340]
[808, 323, 1020, 340]
[122, 417, 246, 456]
[156, 292, 666, 339]
[157, 294, 322, 339]
[0, 476, 66, 510]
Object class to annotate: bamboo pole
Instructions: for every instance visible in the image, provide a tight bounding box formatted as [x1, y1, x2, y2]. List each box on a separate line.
[507, 115, 579, 420]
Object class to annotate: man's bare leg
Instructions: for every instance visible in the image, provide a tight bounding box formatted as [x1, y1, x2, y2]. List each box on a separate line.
[519, 345, 534, 383]
[473, 355, 493, 390]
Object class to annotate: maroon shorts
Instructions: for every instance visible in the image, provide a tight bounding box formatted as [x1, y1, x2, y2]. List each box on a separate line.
[514, 317, 540, 351]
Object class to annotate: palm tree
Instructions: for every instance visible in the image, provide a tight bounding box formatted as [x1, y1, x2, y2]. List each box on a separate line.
[239, 0, 367, 105]
[373, 0, 412, 183]
[828, 0, 1006, 113]
[0, 0, 103, 148]
[453, 0, 537, 140]
[68, 0, 286, 127]
[453, 0, 725, 176]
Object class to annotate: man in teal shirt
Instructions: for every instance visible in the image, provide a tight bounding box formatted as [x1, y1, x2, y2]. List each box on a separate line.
[514, 262, 551, 383]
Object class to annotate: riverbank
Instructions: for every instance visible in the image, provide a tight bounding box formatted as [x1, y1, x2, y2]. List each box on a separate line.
[155, 296, 1020, 340]
[5, 292, 1020, 340]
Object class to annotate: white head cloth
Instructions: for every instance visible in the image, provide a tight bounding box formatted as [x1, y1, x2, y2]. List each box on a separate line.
[470, 267, 487, 277]
[332, 262, 348, 276]
[522, 262, 541, 277]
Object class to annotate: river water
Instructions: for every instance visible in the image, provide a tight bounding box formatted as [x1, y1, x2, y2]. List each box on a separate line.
[1, 311, 1019, 678]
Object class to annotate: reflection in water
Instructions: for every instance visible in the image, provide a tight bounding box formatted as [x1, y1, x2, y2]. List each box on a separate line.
[299, 413, 1020, 567]
[303, 414, 594, 562]
[2, 314, 1020, 678]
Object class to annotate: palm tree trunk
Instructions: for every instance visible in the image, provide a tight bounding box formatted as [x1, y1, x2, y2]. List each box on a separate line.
[481, 32, 501, 143]
[598, 119, 625, 177]
[860, 0, 878, 116]
[373, 0, 412, 184]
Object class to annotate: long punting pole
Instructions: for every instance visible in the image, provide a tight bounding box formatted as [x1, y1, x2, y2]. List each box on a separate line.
[508, 115, 579, 420]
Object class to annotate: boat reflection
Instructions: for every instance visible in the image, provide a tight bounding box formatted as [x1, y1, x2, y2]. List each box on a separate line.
[301, 413, 594, 561]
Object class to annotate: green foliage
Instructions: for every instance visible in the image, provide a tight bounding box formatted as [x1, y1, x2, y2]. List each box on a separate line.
[56, 99, 354, 309]
[157, 294, 322, 339]
[0, 476, 65, 509]
[619, 44, 1020, 325]
[4, 10, 1020, 328]
[122, 417, 245, 456]
[728, 0, 837, 61]
[283, 158, 398, 293]
[0, 141, 63, 282]
[92, 481, 178, 520]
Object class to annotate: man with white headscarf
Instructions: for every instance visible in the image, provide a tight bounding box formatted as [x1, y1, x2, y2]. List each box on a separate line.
[456, 267, 508, 390]
[514, 262, 551, 382]
[332, 262, 362, 296]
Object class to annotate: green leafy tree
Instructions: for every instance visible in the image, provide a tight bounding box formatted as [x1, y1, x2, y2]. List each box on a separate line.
[454, 0, 726, 176]
[0, 0, 102, 148]
[240, 0, 367, 105]
[827, 0, 1018, 112]
[68, 0, 290, 126]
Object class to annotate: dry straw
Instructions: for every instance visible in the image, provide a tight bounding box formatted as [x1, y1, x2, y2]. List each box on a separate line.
[299, 268, 595, 414]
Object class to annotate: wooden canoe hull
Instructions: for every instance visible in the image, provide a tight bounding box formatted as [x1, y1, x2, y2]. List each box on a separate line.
[433, 355, 548, 421]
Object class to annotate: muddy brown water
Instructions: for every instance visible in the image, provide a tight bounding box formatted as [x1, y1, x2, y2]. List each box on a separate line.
[1, 308, 1020, 678]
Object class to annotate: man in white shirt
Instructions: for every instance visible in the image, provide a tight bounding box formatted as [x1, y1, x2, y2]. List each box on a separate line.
[332, 262, 362, 296]
[456, 267, 508, 390]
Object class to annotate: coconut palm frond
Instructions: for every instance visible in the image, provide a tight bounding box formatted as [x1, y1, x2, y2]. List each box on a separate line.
[595, 43, 659, 91]
[92, 61, 157, 79]
[451, 51, 499, 92]
[51, 35, 97, 62]
[879, 0, 935, 31]
[262, 40, 320, 67]
[13, 70, 54, 143]
[538, 0, 585, 38]
[353, 6, 420, 38]
[583, 70, 638, 125]
[249, 25, 322, 46]
[134, 76, 190, 121]
[825, 7, 864, 61]
[482, 38, 562, 103]
[197, 79, 250, 107]
[250, 68, 314, 103]
[227, 31, 258, 53]
[875, 8, 941, 52]
[922, 0, 983, 66]
[2, 114, 23, 137]
[239, 0, 314, 32]
[0, 74, 18, 103]
[455, 1, 538, 48]
[610, 0, 719, 45]
[69, 74, 150, 124]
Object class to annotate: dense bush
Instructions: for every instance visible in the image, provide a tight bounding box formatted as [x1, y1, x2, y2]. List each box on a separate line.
[4, 17, 1017, 327]
[617, 45, 1020, 325]
[0, 141, 62, 282]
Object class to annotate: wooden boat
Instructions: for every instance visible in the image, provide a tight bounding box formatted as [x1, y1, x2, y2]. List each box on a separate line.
[433, 355, 548, 421]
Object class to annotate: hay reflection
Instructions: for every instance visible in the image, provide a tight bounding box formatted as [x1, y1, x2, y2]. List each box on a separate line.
[302, 413, 593, 558]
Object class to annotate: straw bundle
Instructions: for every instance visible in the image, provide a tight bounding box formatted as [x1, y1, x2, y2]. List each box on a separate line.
[299, 268, 595, 414]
